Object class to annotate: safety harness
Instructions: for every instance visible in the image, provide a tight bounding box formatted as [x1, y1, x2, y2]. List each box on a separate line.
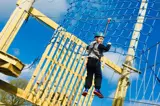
[88, 42, 102, 60]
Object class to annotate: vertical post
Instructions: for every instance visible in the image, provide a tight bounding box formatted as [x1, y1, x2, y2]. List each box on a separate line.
[0, 0, 35, 52]
[112, 0, 148, 106]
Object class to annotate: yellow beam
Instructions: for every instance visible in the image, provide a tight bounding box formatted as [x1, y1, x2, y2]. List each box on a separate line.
[102, 57, 122, 74]
[0, 102, 5, 105]
[61, 42, 85, 106]
[29, 7, 59, 30]
[36, 33, 67, 105]
[0, 79, 40, 105]
[0, 0, 34, 52]
[113, 0, 148, 105]
[24, 37, 55, 96]
[83, 87, 94, 106]
[0, 79, 25, 98]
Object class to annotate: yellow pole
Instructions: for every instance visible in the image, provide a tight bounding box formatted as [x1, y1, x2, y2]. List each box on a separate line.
[0, 0, 35, 52]
[113, 0, 148, 106]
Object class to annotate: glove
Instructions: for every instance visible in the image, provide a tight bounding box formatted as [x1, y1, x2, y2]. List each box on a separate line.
[107, 42, 112, 45]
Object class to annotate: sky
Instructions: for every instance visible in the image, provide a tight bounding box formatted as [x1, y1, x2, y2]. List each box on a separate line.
[0, 0, 160, 106]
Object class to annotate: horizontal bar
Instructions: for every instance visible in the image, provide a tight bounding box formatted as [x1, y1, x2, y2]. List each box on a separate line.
[122, 63, 141, 74]
[29, 7, 59, 30]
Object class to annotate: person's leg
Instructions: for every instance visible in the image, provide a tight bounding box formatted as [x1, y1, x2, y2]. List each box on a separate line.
[94, 61, 102, 89]
[94, 61, 103, 98]
[82, 58, 94, 96]
[84, 67, 94, 89]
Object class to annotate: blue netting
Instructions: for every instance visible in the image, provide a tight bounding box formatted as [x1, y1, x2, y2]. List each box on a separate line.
[126, 42, 160, 106]
[56, 0, 160, 57]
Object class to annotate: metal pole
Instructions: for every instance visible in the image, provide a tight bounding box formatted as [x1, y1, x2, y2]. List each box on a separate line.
[113, 0, 148, 105]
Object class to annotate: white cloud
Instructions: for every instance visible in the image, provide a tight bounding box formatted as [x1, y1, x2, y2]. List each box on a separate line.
[109, 90, 115, 98]
[102, 47, 125, 83]
[12, 48, 20, 56]
[19, 63, 36, 80]
[0, 73, 9, 82]
[102, 47, 138, 83]
[33, 0, 69, 21]
[0, 0, 69, 21]
[0, 0, 17, 20]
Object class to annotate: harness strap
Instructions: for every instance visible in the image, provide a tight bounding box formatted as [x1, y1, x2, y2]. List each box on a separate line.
[88, 43, 101, 60]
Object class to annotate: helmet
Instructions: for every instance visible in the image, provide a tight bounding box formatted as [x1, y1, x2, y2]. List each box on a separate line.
[94, 32, 104, 38]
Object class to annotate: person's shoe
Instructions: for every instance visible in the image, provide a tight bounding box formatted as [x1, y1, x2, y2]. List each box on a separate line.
[82, 89, 88, 97]
[93, 89, 104, 98]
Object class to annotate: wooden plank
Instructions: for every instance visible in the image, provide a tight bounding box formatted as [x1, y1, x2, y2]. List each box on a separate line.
[34, 36, 65, 104]
[51, 52, 74, 105]
[0, 0, 34, 52]
[42, 37, 69, 105]
[1, 12, 28, 52]
[27, 33, 62, 102]
[29, 7, 59, 30]
[35, 36, 67, 104]
[0, 51, 24, 77]
[83, 87, 94, 106]
[71, 52, 87, 105]
[58, 41, 82, 106]
[24, 38, 53, 96]
[24, 31, 61, 95]
[0, 80, 39, 105]
[102, 57, 122, 74]
[62, 43, 86, 106]
[88, 94, 94, 106]
[42, 35, 72, 105]
[0, 79, 25, 98]
[78, 80, 94, 106]
[48, 36, 75, 105]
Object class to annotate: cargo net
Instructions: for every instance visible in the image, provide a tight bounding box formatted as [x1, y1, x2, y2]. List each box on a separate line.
[54, 0, 160, 105]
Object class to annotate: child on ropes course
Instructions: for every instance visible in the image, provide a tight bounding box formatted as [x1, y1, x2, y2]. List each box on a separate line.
[82, 32, 111, 98]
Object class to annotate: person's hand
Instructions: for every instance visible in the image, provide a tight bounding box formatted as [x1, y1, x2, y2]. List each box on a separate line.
[107, 42, 112, 45]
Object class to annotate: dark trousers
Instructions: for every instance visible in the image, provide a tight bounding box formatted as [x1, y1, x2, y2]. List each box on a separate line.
[84, 57, 102, 90]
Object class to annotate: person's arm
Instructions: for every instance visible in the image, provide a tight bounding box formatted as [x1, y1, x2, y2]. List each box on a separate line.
[98, 43, 111, 52]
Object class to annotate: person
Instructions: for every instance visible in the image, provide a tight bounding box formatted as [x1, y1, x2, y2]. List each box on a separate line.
[82, 32, 111, 98]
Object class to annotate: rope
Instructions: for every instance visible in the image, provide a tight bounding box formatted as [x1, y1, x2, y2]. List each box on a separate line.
[102, 96, 160, 106]
[134, 49, 150, 105]
[23, 57, 40, 69]
[148, 68, 160, 101]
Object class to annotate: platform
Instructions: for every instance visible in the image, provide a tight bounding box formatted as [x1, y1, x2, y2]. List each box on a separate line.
[0, 50, 24, 77]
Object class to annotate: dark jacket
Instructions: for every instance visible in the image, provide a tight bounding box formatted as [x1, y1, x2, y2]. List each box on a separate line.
[86, 42, 111, 59]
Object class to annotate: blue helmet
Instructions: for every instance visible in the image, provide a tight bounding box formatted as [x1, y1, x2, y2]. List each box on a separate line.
[94, 32, 104, 38]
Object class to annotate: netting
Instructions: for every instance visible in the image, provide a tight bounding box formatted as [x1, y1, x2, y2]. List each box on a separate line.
[51, 0, 160, 105]
[59, 0, 159, 54]
[126, 42, 160, 106]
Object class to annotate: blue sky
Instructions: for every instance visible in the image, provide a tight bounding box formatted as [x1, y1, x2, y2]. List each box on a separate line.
[0, 0, 160, 106]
